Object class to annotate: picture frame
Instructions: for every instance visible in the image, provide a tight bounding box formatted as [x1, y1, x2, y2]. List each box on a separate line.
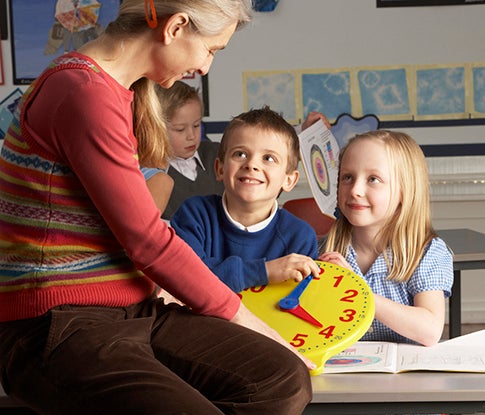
[1, 0, 7, 40]
[9, 0, 120, 85]
[0, 40, 4, 85]
[377, 0, 485, 6]
[181, 73, 210, 117]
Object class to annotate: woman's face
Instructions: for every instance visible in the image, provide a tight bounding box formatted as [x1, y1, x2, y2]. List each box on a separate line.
[153, 19, 237, 88]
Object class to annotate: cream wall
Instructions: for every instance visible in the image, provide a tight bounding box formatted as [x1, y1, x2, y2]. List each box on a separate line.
[1, 0, 484, 323]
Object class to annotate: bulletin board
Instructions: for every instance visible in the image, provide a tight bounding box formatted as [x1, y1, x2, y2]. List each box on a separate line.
[9, 0, 120, 85]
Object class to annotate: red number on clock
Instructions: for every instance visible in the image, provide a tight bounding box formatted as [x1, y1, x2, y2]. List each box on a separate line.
[340, 289, 358, 302]
[339, 308, 357, 322]
[290, 333, 309, 348]
[318, 325, 335, 339]
[333, 274, 344, 287]
[237, 285, 267, 299]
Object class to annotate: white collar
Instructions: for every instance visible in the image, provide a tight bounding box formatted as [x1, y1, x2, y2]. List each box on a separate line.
[222, 193, 278, 232]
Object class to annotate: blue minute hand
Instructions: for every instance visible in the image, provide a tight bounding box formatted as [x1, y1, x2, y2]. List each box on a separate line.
[278, 276, 314, 310]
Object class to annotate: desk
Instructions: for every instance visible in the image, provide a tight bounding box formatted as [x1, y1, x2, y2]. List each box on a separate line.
[305, 371, 485, 414]
[437, 228, 485, 338]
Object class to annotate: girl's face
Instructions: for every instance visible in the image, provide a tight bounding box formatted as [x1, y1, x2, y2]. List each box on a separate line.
[153, 17, 237, 88]
[215, 125, 298, 210]
[167, 99, 203, 159]
[337, 138, 401, 232]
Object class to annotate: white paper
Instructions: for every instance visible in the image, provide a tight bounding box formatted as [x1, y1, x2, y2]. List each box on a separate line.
[323, 334, 485, 374]
[298, 119, 339, 217]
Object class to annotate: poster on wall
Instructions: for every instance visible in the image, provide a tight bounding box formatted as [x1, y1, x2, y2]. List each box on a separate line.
[181, 73, 209, 117]
[0, 88, 23, 139]
[9, 0, 120, 85]
[377, 0, 485, 6]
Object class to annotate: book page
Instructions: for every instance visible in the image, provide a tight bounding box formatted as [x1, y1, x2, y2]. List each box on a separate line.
[396, 343, 485, 373]
[323, 341, 398, 374]
[438, 329, 485, 346]
[298, 119, 339, 217]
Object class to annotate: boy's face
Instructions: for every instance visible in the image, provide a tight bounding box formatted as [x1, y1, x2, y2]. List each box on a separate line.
[215, 125, 299, 208]
[167, 99, 202, 159]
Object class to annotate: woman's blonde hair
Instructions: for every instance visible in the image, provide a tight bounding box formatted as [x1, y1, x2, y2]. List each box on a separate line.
[105, 0, 252, 168]
[324, 130, 436, 282]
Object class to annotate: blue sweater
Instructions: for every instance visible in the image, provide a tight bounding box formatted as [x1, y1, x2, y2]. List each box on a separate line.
[171, 195, 318, 292]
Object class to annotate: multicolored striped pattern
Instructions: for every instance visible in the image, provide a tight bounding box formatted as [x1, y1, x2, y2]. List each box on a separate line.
[0, 57, 154, 322]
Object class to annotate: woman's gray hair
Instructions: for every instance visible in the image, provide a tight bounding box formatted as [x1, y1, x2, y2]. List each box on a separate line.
[108, 0, 253, 36]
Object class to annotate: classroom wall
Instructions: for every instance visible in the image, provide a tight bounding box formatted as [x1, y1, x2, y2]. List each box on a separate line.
[1, 0, 484, 324]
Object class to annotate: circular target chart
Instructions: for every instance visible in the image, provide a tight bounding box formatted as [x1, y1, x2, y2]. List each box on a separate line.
[310, 144, 330, 196]
[325, 355, 382, 369]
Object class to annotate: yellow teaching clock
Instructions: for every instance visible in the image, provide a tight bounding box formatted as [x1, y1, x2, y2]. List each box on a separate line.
[239, 260, 374, 375]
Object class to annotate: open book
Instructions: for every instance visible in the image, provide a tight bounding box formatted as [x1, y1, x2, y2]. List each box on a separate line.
[323, 330, 485, 374]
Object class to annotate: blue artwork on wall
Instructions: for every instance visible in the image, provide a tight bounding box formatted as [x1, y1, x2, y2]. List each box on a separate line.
[302, 72, 352, 121]
[357, 68, 410, 117]
[416, 67, 465, 117]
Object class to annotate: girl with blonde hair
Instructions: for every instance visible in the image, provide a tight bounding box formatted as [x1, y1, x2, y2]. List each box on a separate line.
[320, 130, 453, 346]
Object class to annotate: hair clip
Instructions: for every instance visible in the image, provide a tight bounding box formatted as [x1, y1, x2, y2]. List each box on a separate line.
[144, 0, 158, 28]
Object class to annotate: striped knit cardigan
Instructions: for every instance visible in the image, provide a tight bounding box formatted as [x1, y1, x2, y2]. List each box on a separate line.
[0, 55, 156, 322]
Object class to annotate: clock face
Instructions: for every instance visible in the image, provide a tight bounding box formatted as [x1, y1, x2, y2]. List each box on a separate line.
[238, 260, 374, 375]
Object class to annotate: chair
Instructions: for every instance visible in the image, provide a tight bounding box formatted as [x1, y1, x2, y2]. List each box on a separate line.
[282, 198, 335, 239]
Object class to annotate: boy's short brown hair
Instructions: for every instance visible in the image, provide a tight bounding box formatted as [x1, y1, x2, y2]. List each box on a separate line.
[218, 106, 300, 172]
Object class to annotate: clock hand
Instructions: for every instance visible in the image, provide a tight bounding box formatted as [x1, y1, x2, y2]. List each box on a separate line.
[285, 304, 323, 328]
[278, 276, 324, 328]
[278, 275, 314, 310]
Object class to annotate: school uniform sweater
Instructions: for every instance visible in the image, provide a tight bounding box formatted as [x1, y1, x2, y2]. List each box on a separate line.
[163, 141, 224, 220]
[171, 194, 319, 292]
[0, 52, 238, 322]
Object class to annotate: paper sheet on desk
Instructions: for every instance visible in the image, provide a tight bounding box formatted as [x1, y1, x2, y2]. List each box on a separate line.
[439, 329, 485, 346]
[324, 337, 485, 374]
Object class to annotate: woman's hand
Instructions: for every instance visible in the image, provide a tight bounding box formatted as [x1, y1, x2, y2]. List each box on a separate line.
[230, 302, 317, 371]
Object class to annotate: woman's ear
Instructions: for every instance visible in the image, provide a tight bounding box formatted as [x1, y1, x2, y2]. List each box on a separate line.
[161, 12, 190, 45]
[281, 170, 300, 193]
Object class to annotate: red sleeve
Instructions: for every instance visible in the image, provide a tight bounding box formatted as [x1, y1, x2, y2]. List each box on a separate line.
[26, 68, 240, 320]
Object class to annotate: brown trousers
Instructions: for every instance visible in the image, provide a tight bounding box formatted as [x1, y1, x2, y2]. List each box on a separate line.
[0, 297, 311, 415]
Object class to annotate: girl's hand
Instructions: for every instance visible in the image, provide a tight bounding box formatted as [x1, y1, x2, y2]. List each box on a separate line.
[318, 251, 352, 270]
[266, 254, 321, 284]
[230, 301, 317, 371]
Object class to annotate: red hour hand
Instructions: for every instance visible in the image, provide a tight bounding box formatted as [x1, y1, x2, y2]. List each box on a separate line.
[283, 304, 323, 328]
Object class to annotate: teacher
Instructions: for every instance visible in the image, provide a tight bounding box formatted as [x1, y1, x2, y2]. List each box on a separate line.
[0, 1, 313, 414]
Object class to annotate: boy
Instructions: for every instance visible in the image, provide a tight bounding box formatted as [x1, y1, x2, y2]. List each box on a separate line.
[171, 106, 321, 293]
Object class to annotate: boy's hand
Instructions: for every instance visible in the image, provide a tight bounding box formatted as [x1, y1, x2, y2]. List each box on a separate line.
[266, 254, 321, 284]
[318, 251, 352, 270]
[301, 111, 331, 131]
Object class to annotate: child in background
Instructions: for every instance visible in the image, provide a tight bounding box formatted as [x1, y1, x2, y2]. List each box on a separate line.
[142, 81, 224, 220]
[171, 106, 321, 293]
[319, 130, 453, 346]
